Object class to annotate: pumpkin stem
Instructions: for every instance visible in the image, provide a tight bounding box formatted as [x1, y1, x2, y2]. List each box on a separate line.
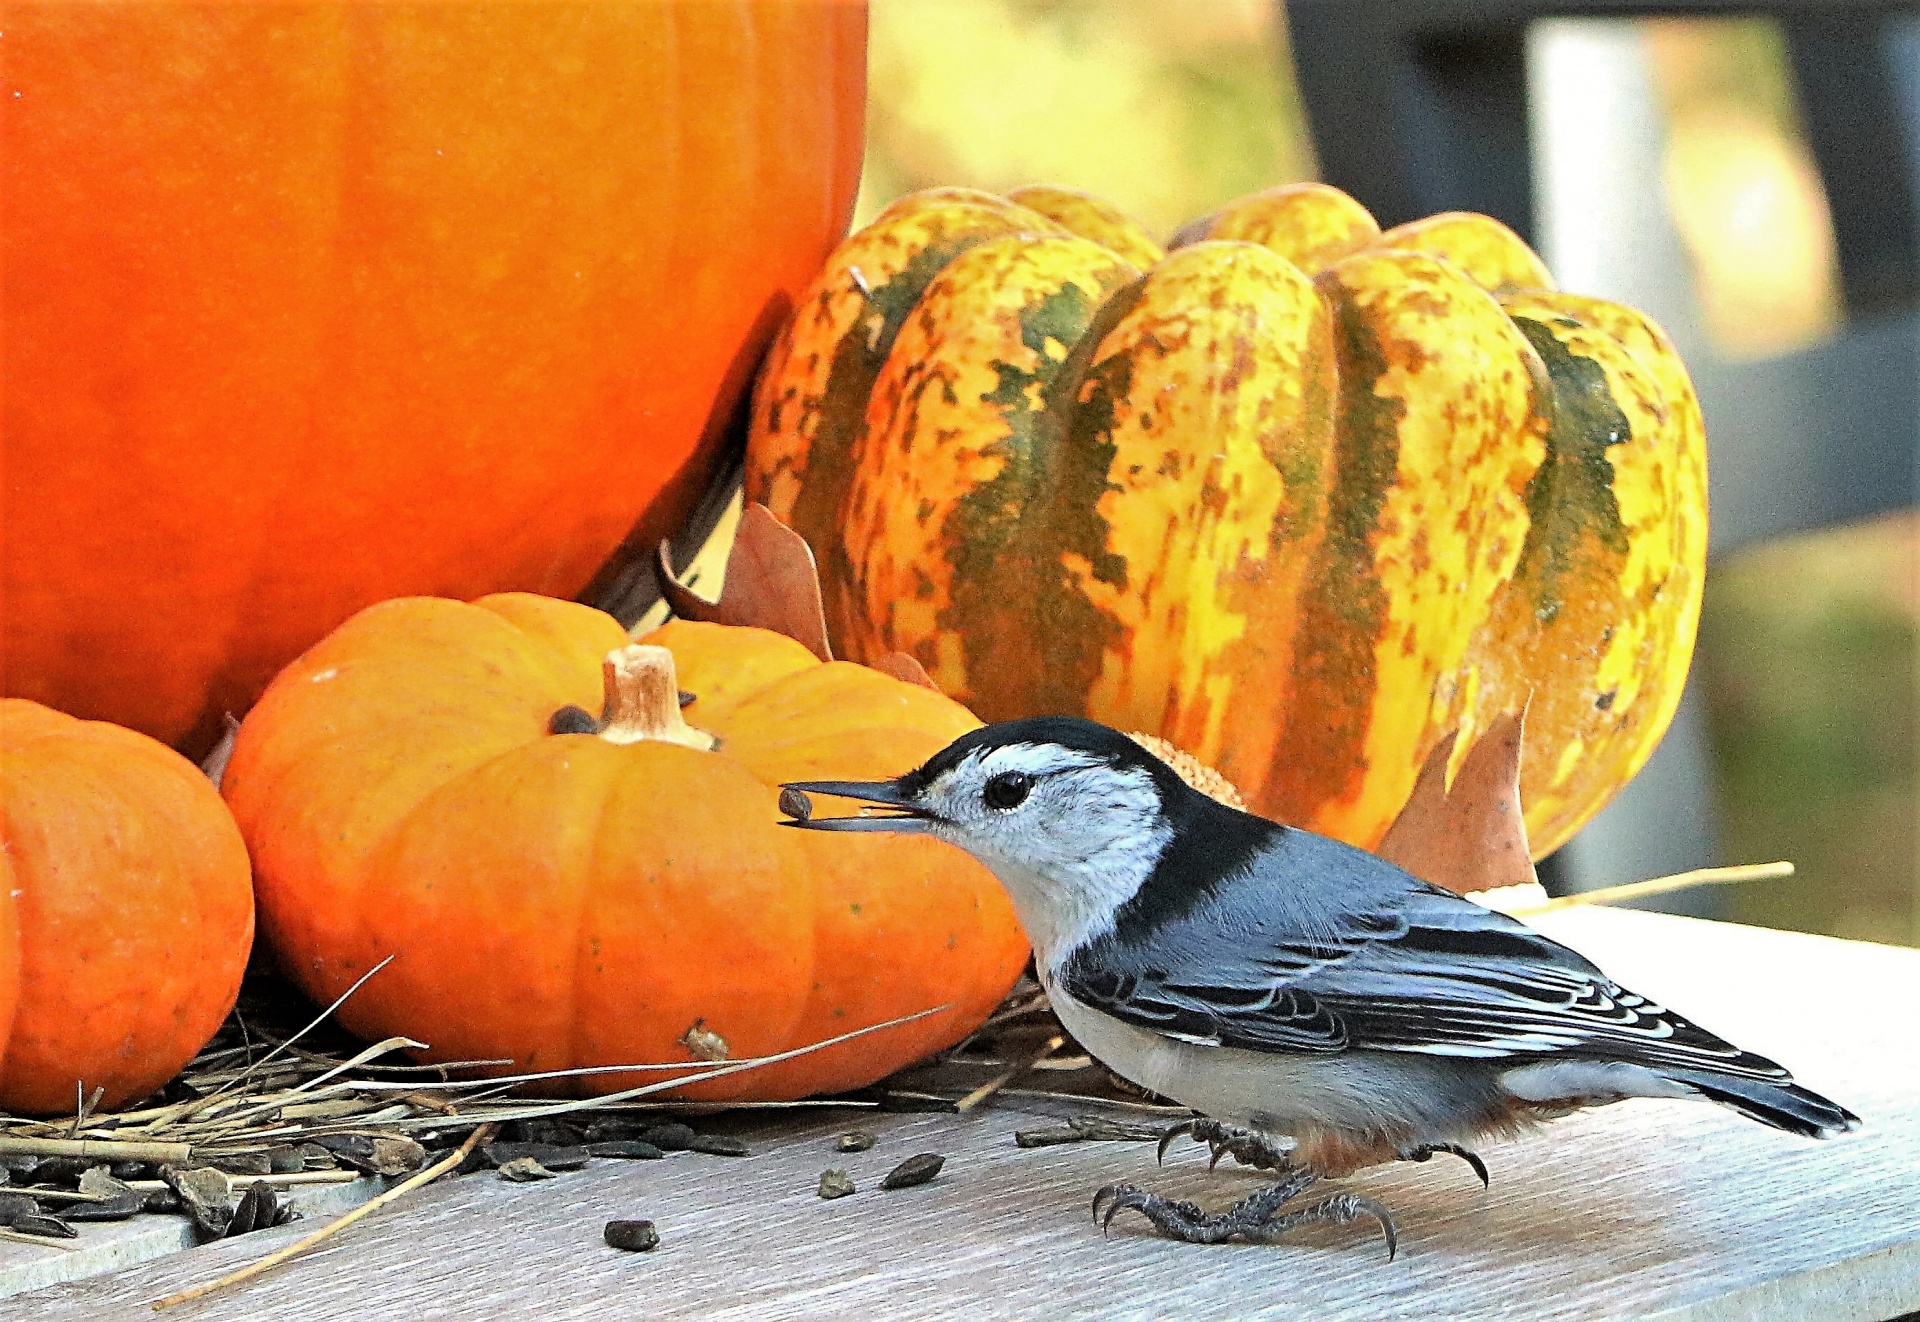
[595, 645, 716, 750]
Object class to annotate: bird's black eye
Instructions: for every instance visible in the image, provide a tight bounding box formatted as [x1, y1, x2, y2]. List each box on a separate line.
[982, 772, 1034, 811]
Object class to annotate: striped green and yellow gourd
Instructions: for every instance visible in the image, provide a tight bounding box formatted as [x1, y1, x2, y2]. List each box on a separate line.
[746, 182, 1707, 859]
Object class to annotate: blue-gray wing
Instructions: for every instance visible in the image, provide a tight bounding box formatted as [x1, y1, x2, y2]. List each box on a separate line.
[1058, 831, 1789, 1082]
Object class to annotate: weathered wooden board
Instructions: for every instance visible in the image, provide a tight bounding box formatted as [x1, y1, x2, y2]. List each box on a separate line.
[0, 1177, 383, 1301]
[9, 908, 1919, 1321]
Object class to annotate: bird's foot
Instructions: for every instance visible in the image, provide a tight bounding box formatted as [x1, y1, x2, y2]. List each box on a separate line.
[1243, 1191, 1399, 1259]
[1156, 1117, 1294, 1172]
[1396, 1142, 1489, 1188]
[1094, 1170, 1397, 1258]
[1095, 1167, 1317, 1244]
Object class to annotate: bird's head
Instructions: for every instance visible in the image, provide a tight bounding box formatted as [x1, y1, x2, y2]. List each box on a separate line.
[781, 716, 1189, 958]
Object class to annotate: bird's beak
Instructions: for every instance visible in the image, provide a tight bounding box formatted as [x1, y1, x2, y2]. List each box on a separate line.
[778, 779, 936, 834]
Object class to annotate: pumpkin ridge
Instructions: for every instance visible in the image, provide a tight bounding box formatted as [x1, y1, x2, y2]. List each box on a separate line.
[790, 218, 1040, 640]
[1461, 294, 1704, 853]
[944, 274, 1132, 719]
[837, 235, 1135, 695]
[474, 593, 633, 701]
[1270, 273, 1400, 816]
[229, 599, 617, 1010]
[571, 751, 639, 1093]
[1508, 315, 1634, 624]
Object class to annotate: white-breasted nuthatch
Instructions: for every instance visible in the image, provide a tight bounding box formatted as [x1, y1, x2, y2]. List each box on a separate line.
[783, 716, 1858, 1256]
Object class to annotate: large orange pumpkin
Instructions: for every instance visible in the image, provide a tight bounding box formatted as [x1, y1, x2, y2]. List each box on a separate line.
[2, 1, 866, 753]
[221, 593, 1029, 1101]
[0, 701, 254, 1113]
[748, 182, 1707, 859]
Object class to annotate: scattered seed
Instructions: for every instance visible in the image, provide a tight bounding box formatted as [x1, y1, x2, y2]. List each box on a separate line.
[142, 1188, 182, 1215]
[778, 787, 813, 822]
[266, 1146, 306, 1175]
[208, 1152, 272, 1177]
[162, 1166, 234, 1240]
[549, 704, 601, 735]
[1014, 1126, 1084, 1149]
[585, 1140, 664, 1161]
[835, 1131, 876, 1153]
[420, 1143, 490, 1176]
[295, 1142, 337, 1171]
[604, 1218, 660, 1252]
[513, 1119, 584, 1147]
[497, 1156, 555, 1182]
[28, 1157, 87, 1187]
[482, 1142, 590, 1172]
[109, 1160, 155, 1182]
[63, 1169, 142, 1222]
[817, 1169, 856, 1200]
[0, 1191, 37, 1225]
[688, 1134, 748, 1158]
[224, 1181, 294, 1237]
[11, 1213, 76, 1239]
[317, 1135, 427, 1178]
[311, 1135, 372, 1166]
[879, 1153, 945, 1190]
[582, 1119, 647, 1144]
[639, 1123, 696, 1153]
[1069, 1116, 1166, 1142]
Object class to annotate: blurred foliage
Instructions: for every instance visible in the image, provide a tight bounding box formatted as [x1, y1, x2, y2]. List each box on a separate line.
[858, 0, 1313, 236]
[1644, 19, 1843, 358]
[1700, 514, 1917, 948]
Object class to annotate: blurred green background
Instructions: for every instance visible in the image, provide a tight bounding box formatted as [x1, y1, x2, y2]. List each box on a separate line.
[858, 0, 1918, 948]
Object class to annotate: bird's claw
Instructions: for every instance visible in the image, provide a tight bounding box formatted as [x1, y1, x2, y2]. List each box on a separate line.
[1244, 1191, 1399, 1261]
[1156, 1117, 1293, 1171]
[1093, 1168, 1391, 1255]
[1154, 1120, 1196, 1166]
[1094, 1183, 1211, 1237]
[1396, 1142, 1490, 1189]
[1181, 1118, 1295, 1172]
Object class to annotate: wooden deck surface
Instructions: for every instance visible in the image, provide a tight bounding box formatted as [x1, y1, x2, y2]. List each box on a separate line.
[8, 907, 1919, 1321]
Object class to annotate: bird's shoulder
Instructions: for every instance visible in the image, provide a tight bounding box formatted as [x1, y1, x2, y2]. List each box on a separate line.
[1057, 794, 1618, 1055]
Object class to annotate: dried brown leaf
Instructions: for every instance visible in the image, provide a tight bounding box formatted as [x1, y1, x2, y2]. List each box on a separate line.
[1376, 710, 1538, 895]
[870, 651, 939, 691]
[656, 503, 832, 660]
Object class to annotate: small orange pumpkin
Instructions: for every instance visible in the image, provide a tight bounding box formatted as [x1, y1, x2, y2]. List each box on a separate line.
[222, 593, 1029, 1100]
[0, 701, 254, 1113]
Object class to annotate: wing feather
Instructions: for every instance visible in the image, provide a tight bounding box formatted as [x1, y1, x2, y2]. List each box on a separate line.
[1060, 871, 1792, 1083]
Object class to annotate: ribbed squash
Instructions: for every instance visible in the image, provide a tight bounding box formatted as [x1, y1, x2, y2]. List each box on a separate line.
[222, 593, 1028, 1101]
[746, 182, 1707, 858]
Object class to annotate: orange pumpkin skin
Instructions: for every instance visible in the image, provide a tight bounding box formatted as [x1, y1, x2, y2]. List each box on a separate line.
[3, 2, 867, 753]
[0, 701, 254, 1114]
[222, 595, 1028, 1101]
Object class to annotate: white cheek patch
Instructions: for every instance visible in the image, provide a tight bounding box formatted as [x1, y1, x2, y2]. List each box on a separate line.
[922, 753, 1173, 963]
